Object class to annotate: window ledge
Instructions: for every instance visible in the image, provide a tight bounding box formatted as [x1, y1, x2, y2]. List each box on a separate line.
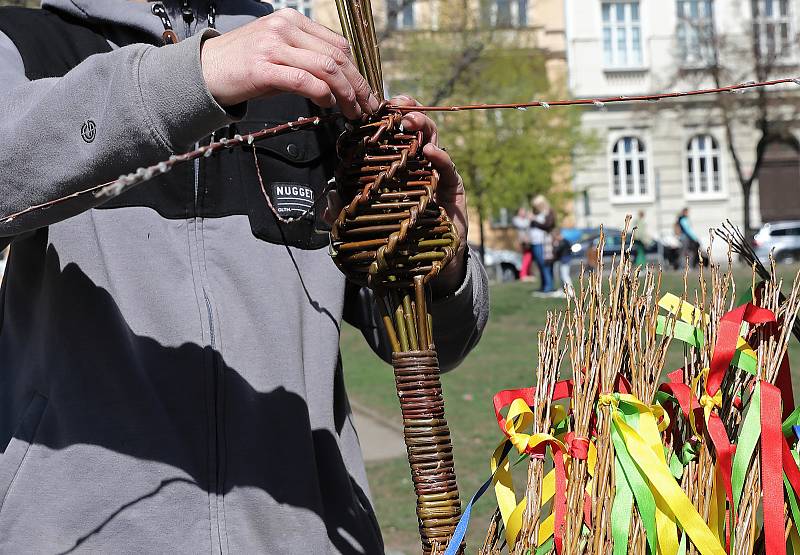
[684, 192, 728, 202]
[610, 195, 655, 205]
[603, 66, 649, 74]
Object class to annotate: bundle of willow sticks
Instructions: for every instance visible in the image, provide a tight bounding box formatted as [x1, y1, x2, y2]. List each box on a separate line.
[332, 1, 463, 553]
[446, 219, 800, 555]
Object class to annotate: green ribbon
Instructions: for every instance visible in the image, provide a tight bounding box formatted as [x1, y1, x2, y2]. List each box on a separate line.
[534, 537, 554, 555]
[732, 384, 762, 514]
[678, 532, 688, 555]
[669, 451, 684, 480]
[656, 315, 758, 375]
[608, 401, 659, 555]
[656, 315, 704, 348]
[731, 349, 757, 375]
[783, 405, 800, 439]
[786, 474, 800, 538]
[610, 457, 635, 555]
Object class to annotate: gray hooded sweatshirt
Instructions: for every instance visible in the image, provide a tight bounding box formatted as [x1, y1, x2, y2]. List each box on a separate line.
[0, 1, 489, 553]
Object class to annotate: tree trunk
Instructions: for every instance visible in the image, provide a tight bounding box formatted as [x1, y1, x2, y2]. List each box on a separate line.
[477, 202, 486, 267]
[742, 179, 753, 235]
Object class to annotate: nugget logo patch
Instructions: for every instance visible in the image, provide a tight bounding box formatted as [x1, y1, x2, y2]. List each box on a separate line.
[270, 182, 315, 219]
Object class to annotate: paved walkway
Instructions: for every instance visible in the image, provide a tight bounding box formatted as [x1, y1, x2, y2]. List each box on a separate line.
[350, 403, 407, 462]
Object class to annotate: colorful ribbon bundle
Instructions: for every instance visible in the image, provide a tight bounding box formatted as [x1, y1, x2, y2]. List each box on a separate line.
[443, 228, 800, 555]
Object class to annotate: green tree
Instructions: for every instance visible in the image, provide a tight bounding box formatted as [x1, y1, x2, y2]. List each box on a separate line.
[384, 24, 592, 257]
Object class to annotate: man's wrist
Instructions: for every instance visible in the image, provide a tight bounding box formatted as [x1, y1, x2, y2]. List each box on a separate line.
[431, 248, 468, 299]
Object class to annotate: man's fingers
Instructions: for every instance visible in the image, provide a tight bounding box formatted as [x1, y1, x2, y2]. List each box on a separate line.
[270, 9, 353, 60]
[263, 63, 337, 108]
[288, 30, 379, 114]
[324, 190, 344, 225]
[389, 95, 419, 107]
[402, 111, 438, 145]
[269, 46, 363, 119]
[424, 143, 460, 197]
[388, 96, 438, 143]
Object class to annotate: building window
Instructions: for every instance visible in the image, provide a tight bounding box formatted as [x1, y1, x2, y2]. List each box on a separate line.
[489, 0, 528, 27]
[269, 0, 312, 18]
[602, 1, 643, 68]
[611, 136, 649, 200]
[387, 0, 415, 30]
[752, 0, 794, 62]
[686, 135, 722, 196]
[676, 0, 714, 66]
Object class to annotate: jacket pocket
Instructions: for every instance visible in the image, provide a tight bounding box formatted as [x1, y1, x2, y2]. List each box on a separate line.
[235, 119, 333, 250]
[0, 393, 48, 512]
[232, 94, 339, 250]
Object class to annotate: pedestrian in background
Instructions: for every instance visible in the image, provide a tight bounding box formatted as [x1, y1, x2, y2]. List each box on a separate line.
[676, 207, 701, 268]
[512, 206, 533, 281]
[530, 195, 555, 294]
[551, 228, 573, 297]
[633, 210, 651, 266]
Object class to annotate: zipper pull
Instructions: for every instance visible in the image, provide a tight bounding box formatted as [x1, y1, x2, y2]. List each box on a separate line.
[208, 2, 217, 30]
[151, 3, 179, 45]
[181, 1, 195, 25]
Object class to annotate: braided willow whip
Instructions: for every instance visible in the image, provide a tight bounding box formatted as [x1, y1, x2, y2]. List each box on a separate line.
[331, 109, 462, 553]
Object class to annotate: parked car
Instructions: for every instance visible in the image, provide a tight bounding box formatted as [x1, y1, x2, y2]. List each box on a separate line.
[567, 227, 624, 260]
[753, 221, 800, 263]
[470, 243, 522, 282]
[566, 227, 682, 268]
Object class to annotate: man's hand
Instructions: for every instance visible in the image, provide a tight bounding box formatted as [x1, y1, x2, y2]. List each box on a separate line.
[323, 96, 469, 297]
[393, 96, 469, 297]
[200, 9, 379, 119]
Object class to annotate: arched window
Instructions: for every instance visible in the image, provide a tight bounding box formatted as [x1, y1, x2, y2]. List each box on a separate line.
[686, 134, 721, 196]
[611, 136, 649, 200]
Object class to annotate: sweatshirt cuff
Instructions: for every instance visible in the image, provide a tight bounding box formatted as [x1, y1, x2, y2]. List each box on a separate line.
[429, 247, 490, 371]
[137, 29, 244, 151]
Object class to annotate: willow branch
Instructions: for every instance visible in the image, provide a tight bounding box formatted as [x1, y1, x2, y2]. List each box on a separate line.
[2, 76, 797, 225]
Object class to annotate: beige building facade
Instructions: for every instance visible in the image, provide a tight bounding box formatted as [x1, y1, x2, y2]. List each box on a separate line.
[566, 0, 800, 260]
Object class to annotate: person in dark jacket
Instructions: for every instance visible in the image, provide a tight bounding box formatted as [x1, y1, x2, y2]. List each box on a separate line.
[0, 2, 489, 552]
[676, 207, 701, 268]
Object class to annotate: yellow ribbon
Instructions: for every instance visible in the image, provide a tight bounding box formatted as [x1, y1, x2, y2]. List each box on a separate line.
[659, 293, 709, 327]
[659, 294, 758, 369]
[707, 461, 726, 546]
[614, 394, 679, 555]
[609, 396, 726, 555]
[491, 396, 597, 549]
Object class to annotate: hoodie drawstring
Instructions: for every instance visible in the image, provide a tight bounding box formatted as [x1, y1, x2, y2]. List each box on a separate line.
[151, 2, 217, 45]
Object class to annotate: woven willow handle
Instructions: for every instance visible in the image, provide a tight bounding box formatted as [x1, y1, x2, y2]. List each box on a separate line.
[331, 110, 463, 552]
[393, 349, 461, 553]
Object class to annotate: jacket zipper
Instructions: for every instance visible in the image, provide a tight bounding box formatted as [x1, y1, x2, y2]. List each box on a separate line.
[183, 8, 225, 552]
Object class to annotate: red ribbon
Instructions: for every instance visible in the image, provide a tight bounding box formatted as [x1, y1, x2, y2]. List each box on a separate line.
[492, 380, 575, 553]
[761, 382, 785, 555]
[704, 303, 776, 547]
[707, 304, 776, 395]
[527, 439, 568, 552]
[493, 381, 573, 432]
[563, 432, 593, 528]
[783, 436, 800, 501]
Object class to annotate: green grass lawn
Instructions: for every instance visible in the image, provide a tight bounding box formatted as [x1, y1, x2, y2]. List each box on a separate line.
[341, 265, 800, 553]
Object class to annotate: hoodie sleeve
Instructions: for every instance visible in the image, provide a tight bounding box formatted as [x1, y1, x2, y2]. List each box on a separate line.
[0, 29, 237, 240]
[343, 247, 490, 372]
